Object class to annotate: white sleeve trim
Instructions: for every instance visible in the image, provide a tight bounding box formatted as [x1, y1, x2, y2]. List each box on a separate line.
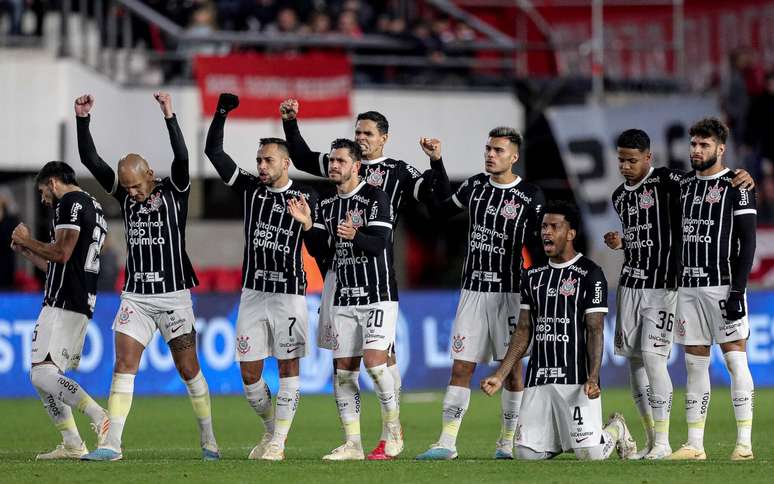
[519, 304, 531, 310]
[584, 308, 609, 315]
[170, 176, 191, 192]
[313, 223, 327, 231]
[109, 171, 118, 195]
[369, 221, 393, 229]
[55, 224, 81, 232]
[319, 153, 327, 176]
[412, 177, 424, 201]
[733, 209, 757, 216]
[226, 167, 240, 187]
[451, 194, 464, 209]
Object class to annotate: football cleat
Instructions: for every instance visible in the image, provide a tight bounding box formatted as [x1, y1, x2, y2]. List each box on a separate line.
[90, 412, 111, 448]
[366, 440, 391, 461]
[36, 442, 88, 460]
[322, 441, 365, 461]
[260, 442, 285, 461]
[494, 439, 514, 460]
[81, 447, 123, 461]
[415, 443, 458, 461]
[730, 444, 753, 461]
[248, 433, 273, 460]
[666, 443, 706, 460]
[202, 444, 220, 461]
[607, 413, 637, 459]
[627, 446, 651, 460]
[384, 421, 404, 457]
[644, 443, 672, 460]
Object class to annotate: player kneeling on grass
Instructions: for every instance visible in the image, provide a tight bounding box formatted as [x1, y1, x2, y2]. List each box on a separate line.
[481, 201, 637, 461]
[12, 162, 110, 460]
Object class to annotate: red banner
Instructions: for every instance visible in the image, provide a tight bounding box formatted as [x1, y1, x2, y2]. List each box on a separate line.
[194, 53, 352, 119]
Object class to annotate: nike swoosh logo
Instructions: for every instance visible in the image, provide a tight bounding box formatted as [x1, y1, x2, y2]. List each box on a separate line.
[170, 325, 183, 333]
[725, 330, 737, 336]
[653, 343, 668, 347]
[286, 346, 300, 353]
[733, 403, 746, 407]
[575, 437, 589, 443]
[365, 339, 379, 344]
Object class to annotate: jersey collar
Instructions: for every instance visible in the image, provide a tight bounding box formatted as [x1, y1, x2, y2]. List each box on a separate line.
[696, 167, 730, 180]
[338, 180, 366, 198]
[623, 166, 654, 191]
[549, 252, 583, 269]
[489, 175, 521, 189]
[362, 156, 387, 166]
[267, 179, 293, 193]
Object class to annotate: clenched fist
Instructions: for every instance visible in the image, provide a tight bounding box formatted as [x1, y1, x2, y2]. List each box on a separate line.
[279, 99, 299, 121]
[154, 91, 174, 118]
[603, 231, 623, 250]
[74, 94, 95, 117]
[217, 93, 239, 115]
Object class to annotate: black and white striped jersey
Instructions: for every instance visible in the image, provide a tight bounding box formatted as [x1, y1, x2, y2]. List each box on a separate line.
[520, 254, 608, 387]
[679, 168, 757, 287]
[448, 174, 544, 293]
[44, 190, 107, 318]
[611, 166, 683, 289]
[313, 181, 397, 306]
[225, 170, 318, 295]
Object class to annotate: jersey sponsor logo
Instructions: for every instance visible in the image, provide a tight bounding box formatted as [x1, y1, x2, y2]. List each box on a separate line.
[471, 270, 502, 282]
[452, 334, 466, 353]
[339, 286, 369, 298]
[592, 281, 603, 304]
[639, 188, 655, 209]
[69, 202, 83, 222]
[347, 208, 365, 228]
[628, 205, 638, 215]
[272, 203, 285, 213]
[138, 192, 163, 214]
[705, 184, 724, 204]
[236, 335, 251, 355]
[254, 270, 288, 282]
[535, 367, 567, 378]
[366, 167, 385, 186]
[693, 195, 703, 204]
[559, 276, 577, 297]
[118, 306, 134, 324]
[682, 267, 709, 278]
[500, 198, 521, 220]
[739, 188, 750, 206]
[133, 271, 166, 282]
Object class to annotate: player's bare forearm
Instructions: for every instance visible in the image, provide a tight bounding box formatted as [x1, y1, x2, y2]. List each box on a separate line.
[585, 312, 605, 383]
[495, 309, 531, 380]
[16, 233, 76, 265]
[13, 243, 48, 271]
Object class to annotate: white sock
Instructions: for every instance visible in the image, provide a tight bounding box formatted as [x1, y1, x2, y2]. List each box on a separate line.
[272, 376, 301, 447]
[334, 369, 361, 445]
[366, 364, 398, 425]
[380, 363, 402, 441]
[642, 351, 672, 446]
[30, 364, 105, 425]
[104, 372, 135, 452]
[685, 353, 711, 450]
[500, 389, 522, 443]
[724, 351, 754, 447]
[34, 387, 82, 447]
[628, 357, 654, 448]
[184, 371, 217, 449]
[439, 385, 470, 450]
[243, 378, 275, 435]
[577, 429, 617, 460]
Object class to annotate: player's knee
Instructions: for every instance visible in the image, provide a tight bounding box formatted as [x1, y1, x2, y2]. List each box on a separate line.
[278, 358, 299, 378]
[450, 361, 475, 386]
[574, 445, 606, 461]
[362, 351, 387, 369]
[515, 445, 555, 461]
[240, 364, 262, 385]
[30, 364, 53, 388]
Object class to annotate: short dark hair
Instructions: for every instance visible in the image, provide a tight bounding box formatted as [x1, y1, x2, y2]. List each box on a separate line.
[617, 129, 650, 152]
[544, 199, 580, 231]
[35, 161, 79, 187]
[488, 126, 522, 148]
[356, 111, 389, 135]
[689, 117, 729, 145]
[330, 138, 362, 162]
[259, 137, 289, 156]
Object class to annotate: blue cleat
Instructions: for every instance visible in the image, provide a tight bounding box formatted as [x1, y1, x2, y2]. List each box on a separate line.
[81, 447, 122, 461]
[415, 443, 458, 461]
[202, 447, 221, 461]
[494, 449, 514, 460]
[494, 439, 514, 459]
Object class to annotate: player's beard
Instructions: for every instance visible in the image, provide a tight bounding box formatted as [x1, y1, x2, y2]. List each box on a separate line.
[691, 150, 719, 171]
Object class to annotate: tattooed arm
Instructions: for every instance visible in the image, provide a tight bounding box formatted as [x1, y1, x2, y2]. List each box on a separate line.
[584, 311, 605, 399]
[481, 309, 531, 396]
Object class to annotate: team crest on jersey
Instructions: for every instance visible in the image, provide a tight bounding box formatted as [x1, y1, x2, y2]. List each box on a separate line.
[559, 276, 577, 297]
[139, 192, 163, 214]
[366, 167, 385, 186]
[705, 184, 724, 204]
[347, 208, 365, 228]
[639, 188, 654, 209]
[236, 335, 251, 355]
[452, 334, 466, 353]
[118, 306, 133, 324]
[500, 199, 521, 220]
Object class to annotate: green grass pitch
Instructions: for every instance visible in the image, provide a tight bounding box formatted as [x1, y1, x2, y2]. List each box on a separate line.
[1, 388, 772, 483]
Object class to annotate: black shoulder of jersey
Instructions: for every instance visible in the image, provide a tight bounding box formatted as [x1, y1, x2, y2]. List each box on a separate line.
[612, 182, 626, 203]
[680, 170, 698, 186]
[574, 255, 603, 276]
[287, 182, 316, 198]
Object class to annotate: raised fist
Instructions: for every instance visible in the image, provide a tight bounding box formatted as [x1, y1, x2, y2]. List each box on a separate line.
[279, 99, 299, 120]
[217, 93, 239, 115]
[420, 137, 442, 161]
[74, 94, 95, 117]
[154, 91, 174, 118]
[603, 231, 623, 250]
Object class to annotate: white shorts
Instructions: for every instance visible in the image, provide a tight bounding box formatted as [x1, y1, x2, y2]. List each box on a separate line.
[113, 290, 196, 347]
[675, 285, 750, 346]
[317, 270, 336, 350]
[450, 290, 520, 363]
[615, 287, 677, 358]
[329, 301, 398, 358]
[31, 306, 89, 371]
[235, 289, 308, 361]
[516, 384, 605, 453]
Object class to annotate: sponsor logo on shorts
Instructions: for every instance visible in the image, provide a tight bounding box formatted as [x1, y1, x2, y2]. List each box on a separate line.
[559, 276, 577, 297]
[331, 333, 340, 351]
[118, 306, 134, 324]
[452, 334, 466, 353]
[236, 335, 251, 355]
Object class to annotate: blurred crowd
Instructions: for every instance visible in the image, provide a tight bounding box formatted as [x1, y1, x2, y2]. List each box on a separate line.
[0, 0, 49, 36]
[720, 47, 774, 224]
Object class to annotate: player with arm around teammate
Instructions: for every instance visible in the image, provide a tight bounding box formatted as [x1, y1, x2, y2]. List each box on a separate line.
[481, 200, 637, 461]
[74, 93, 219, 461]
[11, 161, 110, 460]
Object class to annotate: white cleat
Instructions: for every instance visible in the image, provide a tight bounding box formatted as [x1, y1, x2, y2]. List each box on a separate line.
[248, 433, 273, 460]
[730, 444, 753, 461]
[627, 445, 652, 460]
[260, 442, 285, 461]
[322, 441, 365, 461]
[607, 413, 637, 459]
[90, 412, 111, 448]
[644, 443, 672, 460]
[384, 421, 404, 457]
[36, 442, 88, 460]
